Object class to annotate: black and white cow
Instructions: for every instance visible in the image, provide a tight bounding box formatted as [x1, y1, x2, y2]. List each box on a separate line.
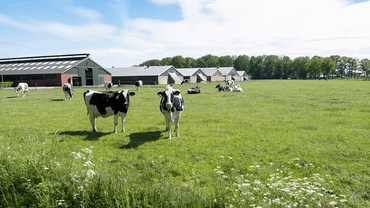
[83, 90, 135, 133]
[63, 83, 73, 100]
[15, 82, 29, 97]
[187, 86, 201, 94]
[181, 79, 190, 85]
[157, 85, 184, 139]
[135, 80, 143, 90]
[233, 84, 243, 92]
[226, 79, 234, 87]
[215, 84, 226, 92]
[104, 81, 113, 91]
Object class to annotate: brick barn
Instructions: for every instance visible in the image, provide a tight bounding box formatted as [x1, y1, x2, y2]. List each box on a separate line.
[107, 65, 184, 85]
[176, 68, 207, 83]
[199, 68, 225, 82]
[0, 54, 111, 87]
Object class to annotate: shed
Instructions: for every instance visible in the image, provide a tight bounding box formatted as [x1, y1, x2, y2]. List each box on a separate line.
[107, 65, 183, 85]
[176, 68, 207, 83]
[0, 54, 111, 87]
[199, 68, 224, 82]
[237, 71, 251, 81]
[217, 67, 239, 81]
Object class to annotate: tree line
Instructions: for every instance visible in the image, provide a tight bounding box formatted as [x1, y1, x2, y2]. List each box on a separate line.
[138, 54, 370, 79]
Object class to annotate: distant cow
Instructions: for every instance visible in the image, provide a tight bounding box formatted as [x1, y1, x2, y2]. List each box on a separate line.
[215, 84, 226, 92]
[157, 85, 184, 139]
[15, 82, 29, 97]
[225, 86, 233, 91]
[63, 83, 73, 100]
[226, 80, 234, 87]
[135, 80, 143, 90]
[187, 86, 201, 94]
[181, 79, 190, 85]
[83, 90, 135, 133]
[233, 84, 243, 92]
[104, 81, 113, 91]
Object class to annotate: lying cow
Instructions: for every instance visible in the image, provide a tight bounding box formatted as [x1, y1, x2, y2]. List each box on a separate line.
[157, 85, 184, 139]
[215, 84, 225, 92]
[187, 86, 201, 94]
[83, 89, 135, 133]
[15, 82, 29, 97]
[226, 79, 234, 87]
[233, 84, 243, 92]
[63, 83, 73, 100]
[135, 80, 143, 91]
[181, 79, 190, 85]
[104, 81, 113, 91]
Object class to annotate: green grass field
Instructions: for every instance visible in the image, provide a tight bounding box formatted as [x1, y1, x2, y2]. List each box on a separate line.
[0, 80, 369, 207]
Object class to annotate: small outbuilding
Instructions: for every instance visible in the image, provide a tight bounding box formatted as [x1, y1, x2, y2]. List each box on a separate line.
[237, 71, 251, 81]
[176, 68, 207, 83]
[107, 65, 183, 85]
[199, 68, 224, 82]
[0, 53, 111, 87]
[217, 67, 239, 81]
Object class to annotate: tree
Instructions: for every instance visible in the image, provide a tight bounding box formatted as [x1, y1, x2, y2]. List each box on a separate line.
[336, 56, 348, 78]
[305, 56, 322, 79]
[233, 55, 250, 72]
[200, 54, 219, 67]
[185, 57, 197, 68]
[360, 58, 370, 80]
[321, 57, 335, 78]
[196, 58, 206, 68]
[264, 55, 278, 79]
[170, 56, 186, 68]
[218, 55, 234, 67]
[282, 56, 293, 78]
[293, 56, 310, 79]
[140, 59, 160, 66]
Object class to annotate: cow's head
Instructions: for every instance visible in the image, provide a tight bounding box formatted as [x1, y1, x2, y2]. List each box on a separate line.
[157, 85, 180, 111]
[215, 84, 220, 88]
[117, 90, 135, 109]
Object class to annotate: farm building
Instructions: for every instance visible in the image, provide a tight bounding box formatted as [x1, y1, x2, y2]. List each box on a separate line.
[0, 54, 111, 87]
[217, 67, 239, 81]
[107, 65, 184, 85]
[176, 68, 207, 83]
[199, 68, 225, 82]
[237, 71, 251, 81]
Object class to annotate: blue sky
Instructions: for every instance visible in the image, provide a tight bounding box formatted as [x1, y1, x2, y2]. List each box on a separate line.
[1, 0, 370, 67]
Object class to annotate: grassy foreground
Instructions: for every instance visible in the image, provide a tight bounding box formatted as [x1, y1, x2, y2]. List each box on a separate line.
[0, 80, 369, 207]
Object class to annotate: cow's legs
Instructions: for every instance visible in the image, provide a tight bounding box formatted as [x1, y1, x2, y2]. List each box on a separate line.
[114, 115, 118, 133]
[90, 114, 97, 132]
[65, 93, 68, 101]
[164, 113, 172, 139]
[174, 111, 182, 137]
[121, 115, 126, 132]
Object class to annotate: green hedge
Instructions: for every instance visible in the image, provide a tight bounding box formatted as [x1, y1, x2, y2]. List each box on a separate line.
[1, 82, 14, 88]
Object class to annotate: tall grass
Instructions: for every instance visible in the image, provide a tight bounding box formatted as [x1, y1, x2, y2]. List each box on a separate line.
[0, 80, 369, 207]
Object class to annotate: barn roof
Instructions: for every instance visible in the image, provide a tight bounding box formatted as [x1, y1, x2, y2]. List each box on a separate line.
[107, 65, 182, 77]
[217, 67, 237, 76]
[0, 54, 109, 75]
[176, 68, 200, 76]
[199, 68, 220, 76]
[236, 71, 246, 76]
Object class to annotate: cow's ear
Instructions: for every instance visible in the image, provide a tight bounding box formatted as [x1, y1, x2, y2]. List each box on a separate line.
[129, 92, 135, 96]
[173, 90, 181, 95]
[157, 91, 163, 96]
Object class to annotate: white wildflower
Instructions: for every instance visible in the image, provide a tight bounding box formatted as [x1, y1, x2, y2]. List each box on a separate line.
[329, 201, 337, 206]
[220, 156, 224, 158]
[86, 169, 95, 178]
[84, 160, 95, 167]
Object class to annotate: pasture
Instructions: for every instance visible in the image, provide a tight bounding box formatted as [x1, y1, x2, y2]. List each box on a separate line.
[0, 80, 369, 207]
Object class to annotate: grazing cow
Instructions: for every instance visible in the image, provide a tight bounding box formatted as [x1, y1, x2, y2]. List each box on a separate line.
[15, 82, 29, 97]
[157, 85, 184, 139]
[226, 80, 234, 87]
[233, 84, 243, 92]
[104, 81, 113, 91]
[181, 79, 190, 85]
[187, 86, 201, 94]
[215, 84, 226, 92]
[63, 83, 73, 100]
[83, 90, 135, 133]
[135, 80, 143, 90]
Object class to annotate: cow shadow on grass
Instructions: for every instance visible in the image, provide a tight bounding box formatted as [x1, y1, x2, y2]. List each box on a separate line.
[51, 99, 65, 102]
[121, 130, 162, 149]
[57, 130, 111, 141]
[7, 96, 19, 99]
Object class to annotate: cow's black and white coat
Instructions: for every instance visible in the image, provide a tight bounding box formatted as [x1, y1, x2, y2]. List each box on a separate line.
[104, 81, 113, 91]
[63, 83, 73, 100]
[215, 84, 225, 92]
[181, 79, 190, 85]
[226, 80, 234, 87]
[15, 82, 29, 97]
[157, 85, 184, 139]
[83, 90, 135, 133]
[135, 80, 143, 90]
[233, 84, 243, 92]
[187, 86, 201, 94]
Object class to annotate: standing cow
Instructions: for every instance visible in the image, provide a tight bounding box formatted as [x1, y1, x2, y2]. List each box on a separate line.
[15, 82, 29, 97]
[157, 85, 184, 139]
[63, 83, 73, 100]
[83, 90, 135, 133]
[226, 80, 234, 87]
[135, 80, 143, 91]
[104, 81, 113, 91]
